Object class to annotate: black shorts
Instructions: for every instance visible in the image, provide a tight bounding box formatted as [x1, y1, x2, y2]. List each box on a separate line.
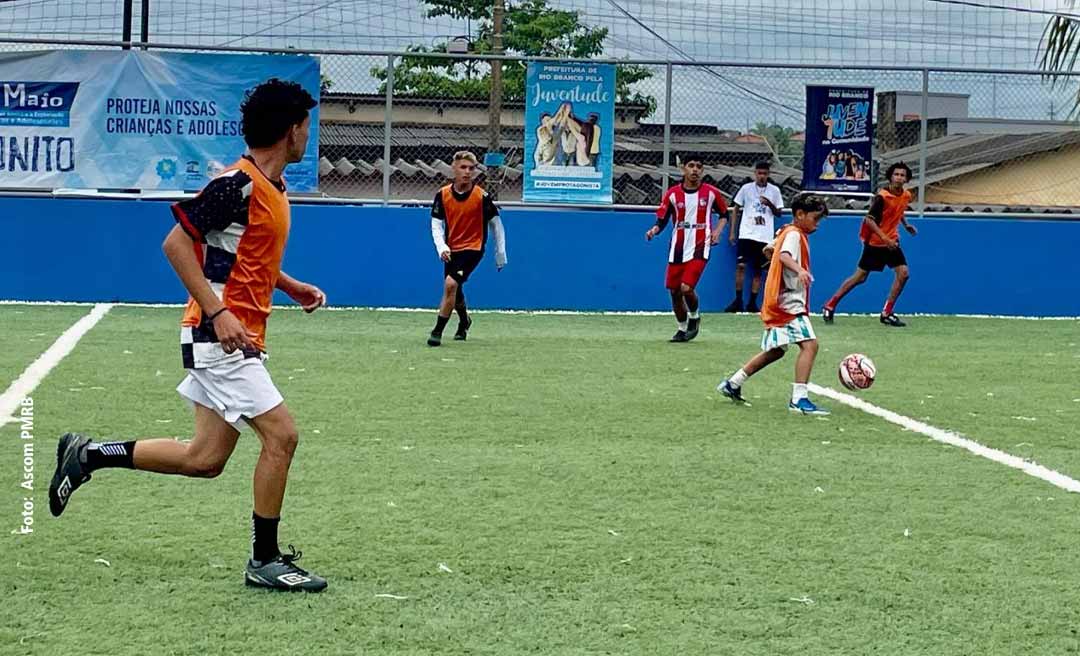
[444, 250, 483, 283]
[736, 238, 770, 270]
[858, 244, 907, 272]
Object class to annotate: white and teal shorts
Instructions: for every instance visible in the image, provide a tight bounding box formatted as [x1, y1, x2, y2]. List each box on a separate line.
[761, 314, 816, 352]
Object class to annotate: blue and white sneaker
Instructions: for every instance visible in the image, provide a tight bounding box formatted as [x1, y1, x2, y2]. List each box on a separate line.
[717, 380, 751, 406]
[788, 398, 830, 416]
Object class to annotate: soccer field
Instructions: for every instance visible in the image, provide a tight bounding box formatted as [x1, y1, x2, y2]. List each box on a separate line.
[5, 304, 1080, 655]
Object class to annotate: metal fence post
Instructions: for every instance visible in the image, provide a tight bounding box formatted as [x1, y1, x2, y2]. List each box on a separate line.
[140, 0, 150, 49]
[383, 54, 394, 206]
[918, 68, 929, 217]
[121, 0, 133, 49]
[662, 62, 673, 192]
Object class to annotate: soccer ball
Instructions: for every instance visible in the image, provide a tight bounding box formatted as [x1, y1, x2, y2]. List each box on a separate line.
[838, 353, 876, 391]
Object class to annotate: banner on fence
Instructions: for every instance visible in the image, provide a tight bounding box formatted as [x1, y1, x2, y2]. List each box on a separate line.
[0, 50, 320, 191]
[802, 85, 873, 194]
[523, 61, 614, 204]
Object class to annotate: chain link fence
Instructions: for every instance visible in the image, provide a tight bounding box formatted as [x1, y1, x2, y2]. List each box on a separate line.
[2, 35, 1079, 213]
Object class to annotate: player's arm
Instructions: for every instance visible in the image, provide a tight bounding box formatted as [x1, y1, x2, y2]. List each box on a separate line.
[710, 196, 728, 245]
[862, 195, 895, 248]
[779, 251, 813, 287]
[430, 191, 451, 262]
[729, 204, 742, 245]
[647, 195, 673, 241]
[276, 271, 326, 313]
[483, 193, 507, 270]
[899, 195, 918, 236]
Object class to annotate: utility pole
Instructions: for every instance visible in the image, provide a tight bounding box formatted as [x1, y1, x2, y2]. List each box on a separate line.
[488, 0, 505, 158]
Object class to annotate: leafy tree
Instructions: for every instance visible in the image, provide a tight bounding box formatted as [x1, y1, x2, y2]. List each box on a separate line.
[750, 122, 802, 158]
[1039, 2, 1080, 116]
[371, 0, 655, 115]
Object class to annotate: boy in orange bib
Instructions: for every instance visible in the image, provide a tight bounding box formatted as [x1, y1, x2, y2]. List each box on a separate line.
[718, 194, 830, 415]
[822, 162, 917, 327]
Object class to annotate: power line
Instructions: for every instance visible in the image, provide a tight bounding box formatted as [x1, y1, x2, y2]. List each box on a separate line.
[600, 0, 805, 119]
[924, 0, 1080, 20]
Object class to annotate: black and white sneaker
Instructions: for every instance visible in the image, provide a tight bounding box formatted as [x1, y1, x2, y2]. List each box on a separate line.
[453, 316, 472, 341]
[723, 298, 743, 313]
[685, 317, 700, 341]
[745, 300, 759, 314]
[670, 330, 689, 343]
[880, 313, 907, 327]
[427, 331, 442, 347]
[822, 306, 835, 324]
[49, 433, 93, 517]
[245, 545, 327, 593]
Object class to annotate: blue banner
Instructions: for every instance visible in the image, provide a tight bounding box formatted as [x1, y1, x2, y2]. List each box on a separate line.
[523, 62, 614, 204]
[802, 85, 873, 194]
[0, 50, 320, 192]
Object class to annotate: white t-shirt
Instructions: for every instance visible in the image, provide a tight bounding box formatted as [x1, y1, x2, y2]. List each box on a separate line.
[778, 229, 808, 315]
[733, 182, 784, 244]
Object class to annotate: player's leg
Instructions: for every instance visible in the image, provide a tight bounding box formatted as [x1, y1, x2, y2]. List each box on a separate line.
[665, 264, 689, 342]
[747, 271, 762, 312]
[822, 267, 869, 323]
[669, 288, 689, 342]
[243, 402, 326, 592]
[453, 284, 472, 340]
[682, 259, 706, 340]
[726, 262, 746, 313]
[880, 257, 910, 327]
[789, 318, 829, 415]
[429, 274, 458, 346]
[718, 346, 786, 405]
[48, 403, 241, 517]
[682, 283, 701, 340]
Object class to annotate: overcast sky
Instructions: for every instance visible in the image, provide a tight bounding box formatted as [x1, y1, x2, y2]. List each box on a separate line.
[0, 0, 1077, 128]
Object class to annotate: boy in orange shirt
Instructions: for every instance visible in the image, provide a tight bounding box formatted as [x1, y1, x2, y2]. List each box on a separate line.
[822, 162, 917, 327]
[718, 193, 830, 415]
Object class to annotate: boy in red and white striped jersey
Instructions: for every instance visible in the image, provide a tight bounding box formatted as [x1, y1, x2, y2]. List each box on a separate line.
[646, 155, 728, 342]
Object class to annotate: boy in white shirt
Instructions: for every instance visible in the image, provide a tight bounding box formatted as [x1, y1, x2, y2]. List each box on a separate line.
[726, 161, 784, 313]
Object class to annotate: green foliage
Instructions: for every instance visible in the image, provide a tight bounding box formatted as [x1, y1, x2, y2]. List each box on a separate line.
[370, 0, 655, 115]
[751, 122, 803, 158]
[1038, 2, 1080, 116]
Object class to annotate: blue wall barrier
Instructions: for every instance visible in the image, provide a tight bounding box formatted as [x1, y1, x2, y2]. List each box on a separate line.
[3, 196, 1078, 316]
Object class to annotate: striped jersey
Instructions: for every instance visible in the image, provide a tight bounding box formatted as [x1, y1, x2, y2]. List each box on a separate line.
[655, 183, 728, 263]
[171, 155, 290, 369]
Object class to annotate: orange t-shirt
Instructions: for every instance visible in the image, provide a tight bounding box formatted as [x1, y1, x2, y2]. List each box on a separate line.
[171, 156, 290, 368]
[860, 188, 912, 247]
[431, 184, 499, 252]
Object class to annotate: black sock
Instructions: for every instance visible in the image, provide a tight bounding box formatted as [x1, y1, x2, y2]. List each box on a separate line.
[252, 512, 280, 565]
[81, 441, 136, 471]
[433, 314, 450, 336]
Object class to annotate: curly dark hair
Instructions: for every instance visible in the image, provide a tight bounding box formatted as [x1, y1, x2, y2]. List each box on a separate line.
[886, 161, 912, 181]
[240, 78, 317, 148]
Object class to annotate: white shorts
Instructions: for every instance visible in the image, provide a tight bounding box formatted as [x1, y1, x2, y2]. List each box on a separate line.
[761, 314, 817, 352]
[176, 357, 283, 430]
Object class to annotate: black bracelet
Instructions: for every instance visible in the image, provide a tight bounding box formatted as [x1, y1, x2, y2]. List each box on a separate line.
[206, 307, 229, 321]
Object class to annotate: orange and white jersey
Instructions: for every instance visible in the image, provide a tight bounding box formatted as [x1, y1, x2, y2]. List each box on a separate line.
[171, 155, 290, 369]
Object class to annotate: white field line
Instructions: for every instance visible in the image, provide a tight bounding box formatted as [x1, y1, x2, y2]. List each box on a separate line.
[809, 383, 1080, 494]
[1, 301, 1077, 320]
[0, 304, 113, 426]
